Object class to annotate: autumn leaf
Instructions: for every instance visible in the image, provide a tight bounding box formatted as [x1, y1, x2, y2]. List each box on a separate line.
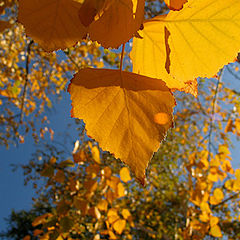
[120, 167, 131, 183]
[133, 0, 240, 85]
[18, 0, 87, 51]
[210, 224, 222, 238]
[78, 0, 113, 27]
[68, 68, 175, 183]
[89, 0, 145, 48]
[130, 14, 198, 96]
[164, 0, 187, 10]
[113, 219, 126, 234]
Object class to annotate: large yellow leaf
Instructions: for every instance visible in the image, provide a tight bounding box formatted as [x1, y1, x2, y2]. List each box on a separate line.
[89, 0, 145, 48]
[68, 68, 175, 183]
[18, 0, 86, 51]
[130, 15, 198, 96]
[132, 0, 240, 83]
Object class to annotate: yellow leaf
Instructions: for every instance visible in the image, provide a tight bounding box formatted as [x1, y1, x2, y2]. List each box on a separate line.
[68, 68, 175, 183]
[164, 0, 187, 10]
[91, 145, 101, 164]
[131, 15, 197, 96]
[122, 209, 131, 220]
[32, 213, 52, 227]
[117, 182, 125, 197]
[113, 219, 126, 235]
[132, 0, 240, 89]
[210, 216, 219, 227]
[89, 0, 145, 48]
[120, 167, 131, 183]
[213, 188, 224, 202]
[108, 208, 119, 224]
[210, 225, 222, 238]
[97, 199, 108, 212]
[18, 0, 86, 51]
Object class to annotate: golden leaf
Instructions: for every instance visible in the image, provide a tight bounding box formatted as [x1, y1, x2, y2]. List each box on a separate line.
[68, 68, 175, 183]
[130, 15, 197, 96]
[132, 0, 240, 92]
[210, 225, 222, 238]
[18, 0, 86, 51]
[120, 167, 131, 183]
[113, 219, 126, 235]
[89, 0, 145, 48]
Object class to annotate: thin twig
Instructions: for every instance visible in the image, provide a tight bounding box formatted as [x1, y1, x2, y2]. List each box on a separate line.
[208, 69, 223, 161]
[212, 191, 240, 209]
[19, 40, 33, 124]
[120, 43, 125, 72]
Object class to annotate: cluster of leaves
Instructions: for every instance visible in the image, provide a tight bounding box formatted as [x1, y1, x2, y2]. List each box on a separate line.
[15, 0, 240, 184]
[1, 0, 240, 239]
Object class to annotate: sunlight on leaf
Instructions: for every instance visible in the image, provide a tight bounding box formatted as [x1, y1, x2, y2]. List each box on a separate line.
[68, 68, 175, 183]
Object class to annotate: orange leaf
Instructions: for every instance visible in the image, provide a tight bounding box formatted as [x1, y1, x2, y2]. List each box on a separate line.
[120, 167, 131, 183]
[18, 0, 86, 51]
[68, 68, 175, 183]
[164, 0, 187, 10]
[89, 0, 145, 48]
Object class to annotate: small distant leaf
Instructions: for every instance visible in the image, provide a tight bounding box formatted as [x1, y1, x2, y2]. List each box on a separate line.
[91, 145, 101, 164]
[32, 213, 53, 227]
[164, 0, 187, 10]
[89, 0, 145, 48]
[40, 165, 54, 177]
[210, 225, 222, 238]
[68, 68, 175, 183]
[120, 167, 131, 183]
[113, 219, 126, 235]
[18, 0, 86, 51]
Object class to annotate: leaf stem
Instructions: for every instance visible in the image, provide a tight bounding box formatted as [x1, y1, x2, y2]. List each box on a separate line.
[120, 43, 125, 72]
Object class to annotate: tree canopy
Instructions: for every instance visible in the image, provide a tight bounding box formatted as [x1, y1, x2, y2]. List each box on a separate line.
[1, 0, 240, 239]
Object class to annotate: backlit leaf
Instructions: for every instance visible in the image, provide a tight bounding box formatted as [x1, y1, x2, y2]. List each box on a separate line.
[68, 68, 175, 183]
[120, 167, 131, 183]
[210, 225, 222, 238]
[130, 15, 197, 96]
[89, 0, 145, 48]
[132, 0, 240, 92]
[113, 219, 126, 234]
[18, 0, 86, 51]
